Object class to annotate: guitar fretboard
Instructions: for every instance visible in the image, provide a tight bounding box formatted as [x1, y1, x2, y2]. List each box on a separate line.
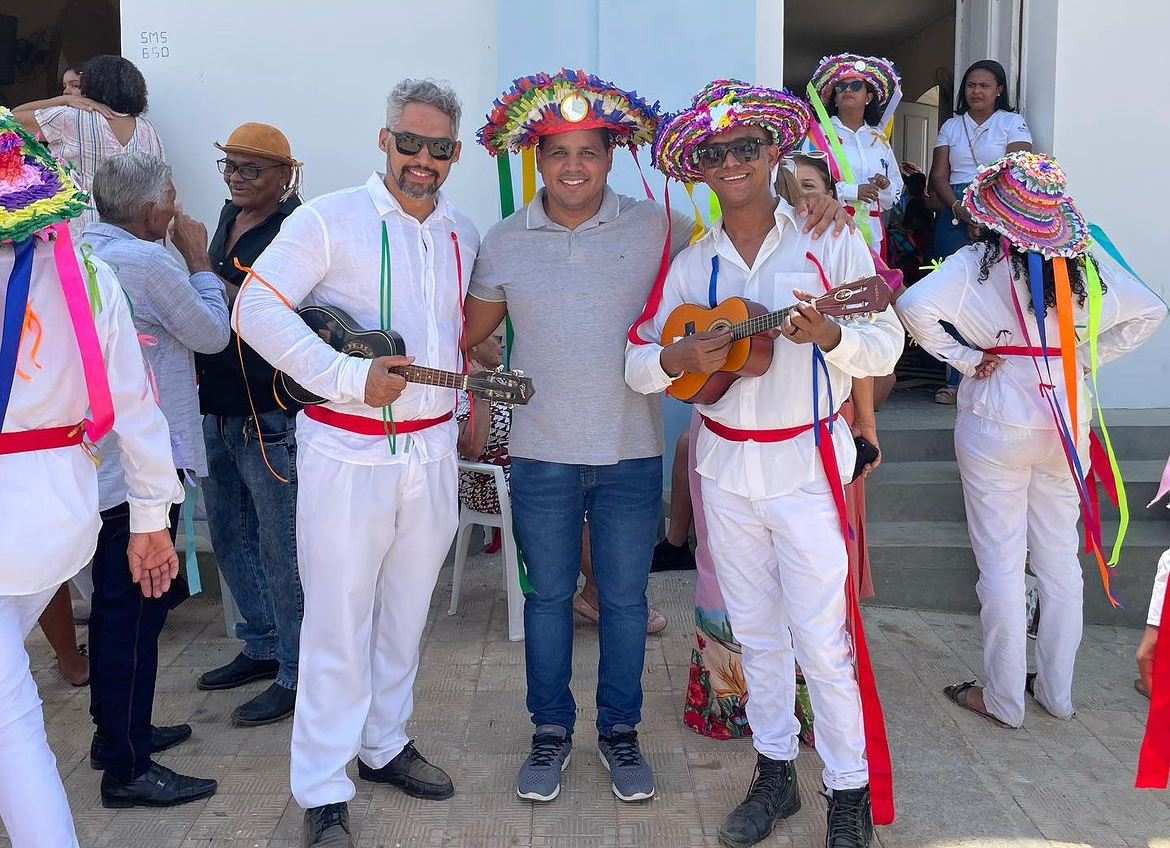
[392, 364, 470, 390]
[730, 305, 797, 341]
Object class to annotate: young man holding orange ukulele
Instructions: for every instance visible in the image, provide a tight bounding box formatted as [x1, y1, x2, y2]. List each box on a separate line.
[625, 81, 903, 848]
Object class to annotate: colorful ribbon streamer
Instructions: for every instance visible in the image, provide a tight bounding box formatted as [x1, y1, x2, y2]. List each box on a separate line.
[0, 237, 34, 432]
[805, 82, 875, 246]
[1136, 563, 1170, 788]
[52, 224, 114, 442]
[182, 476, 202, 594]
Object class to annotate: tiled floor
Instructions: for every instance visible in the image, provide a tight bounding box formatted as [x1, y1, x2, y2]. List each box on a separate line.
[7, 557, 1168, 847]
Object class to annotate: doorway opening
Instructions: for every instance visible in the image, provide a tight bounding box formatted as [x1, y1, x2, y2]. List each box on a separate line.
[0, 0, 120, 109]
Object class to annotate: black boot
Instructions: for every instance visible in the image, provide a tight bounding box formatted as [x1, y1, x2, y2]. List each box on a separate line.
[100, 762, 217, 808]
[357, 740, 454, 799]
[824, 786, 873, 848]
[303, 802, 353, 846]
[90, 723, 192, 770]
[717, 754, 801, 848]
[232, 682, 296, 727]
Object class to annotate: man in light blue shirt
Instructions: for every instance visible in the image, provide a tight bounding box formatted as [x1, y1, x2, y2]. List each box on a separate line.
[82, 151, 228, 809]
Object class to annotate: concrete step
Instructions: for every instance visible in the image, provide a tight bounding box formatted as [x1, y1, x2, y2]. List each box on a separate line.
[866, 460, 1170, 523]
[876, 397, 1170, 463]
[866, 519, 1169, 627]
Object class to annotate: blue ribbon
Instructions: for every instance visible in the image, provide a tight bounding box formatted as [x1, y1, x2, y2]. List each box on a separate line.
[1088, 223, 1145, 285]
[810, 344, 834, 445]
[707, 256, 720, 308]
[182, 477, 202, 594]
[0, 238, 35, 432]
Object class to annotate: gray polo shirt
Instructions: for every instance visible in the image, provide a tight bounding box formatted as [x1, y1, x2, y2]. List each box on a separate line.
[468, 186, 693, 465]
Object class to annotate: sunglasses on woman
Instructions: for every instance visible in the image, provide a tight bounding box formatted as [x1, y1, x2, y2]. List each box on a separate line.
[694, 137, 769, 169]
[834, 79, 867, 94]
[388, 131, 457, 161]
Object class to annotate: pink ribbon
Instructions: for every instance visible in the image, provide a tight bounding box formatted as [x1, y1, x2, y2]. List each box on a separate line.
[50, 223, 114, 441]
[1148, 454, 1170, 509]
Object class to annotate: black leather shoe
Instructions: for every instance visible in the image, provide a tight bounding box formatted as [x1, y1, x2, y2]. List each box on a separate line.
[100, 762, 217, 808]
[197, 652, 279, 691]
[824, 786, 873, 848]
[718, 754, 801, 848]
[91, 723, 192, 770]
[304, 802, 353, 847]
[357, 741, 454, 799]
[232, 681, 296, 727]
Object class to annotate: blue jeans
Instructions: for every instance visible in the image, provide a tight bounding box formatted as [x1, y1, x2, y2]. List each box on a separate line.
[202, 411, 303, 689]
[511, 456, 661, 736]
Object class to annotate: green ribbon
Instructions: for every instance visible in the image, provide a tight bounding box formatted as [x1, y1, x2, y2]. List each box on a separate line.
[79, 243, 103, 317]
[378, 221, 397, 454]
[182, 478, 201, 593]
[1085, 252, 1128, 564]
[494, 153, 534, 595]
[805, 81, 875, 246]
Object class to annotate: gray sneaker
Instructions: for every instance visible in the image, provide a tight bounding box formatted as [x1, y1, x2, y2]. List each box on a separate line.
[598, 724, 655, 801]
[517, 725, 572, 801]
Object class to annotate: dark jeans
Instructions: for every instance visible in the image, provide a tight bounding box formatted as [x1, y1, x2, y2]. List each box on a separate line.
[201, 411, 302, 689]
[89, 500, 184, 782]
[511, 456, 661, 736]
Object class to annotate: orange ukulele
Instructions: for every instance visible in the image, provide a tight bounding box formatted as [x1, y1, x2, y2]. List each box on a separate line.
[660, 276, 892, 404]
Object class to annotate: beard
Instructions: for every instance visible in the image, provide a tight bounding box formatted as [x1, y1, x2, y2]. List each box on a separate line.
[396, 165, 439, 199]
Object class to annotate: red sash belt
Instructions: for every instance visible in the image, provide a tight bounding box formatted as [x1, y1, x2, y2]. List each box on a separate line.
[0, 423, 84, 456]
[700, 413, 895, 824]
[985, 345, 1062, 357]
[304, 406, 452, 436]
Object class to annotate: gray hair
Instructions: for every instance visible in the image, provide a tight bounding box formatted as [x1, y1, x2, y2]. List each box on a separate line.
[385, 78, 462, 137]
[92, 152, 173, 226]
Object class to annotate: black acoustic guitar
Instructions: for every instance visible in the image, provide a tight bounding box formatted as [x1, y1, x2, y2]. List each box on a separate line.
[274, 305, 535, 408]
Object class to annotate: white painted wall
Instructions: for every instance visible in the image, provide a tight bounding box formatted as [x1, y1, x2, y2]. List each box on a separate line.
[119, 0, 503, 237]
[1025, 0, 1170, 408]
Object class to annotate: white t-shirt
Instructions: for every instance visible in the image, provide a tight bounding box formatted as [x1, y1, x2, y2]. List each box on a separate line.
[934, 110, 1032, 184]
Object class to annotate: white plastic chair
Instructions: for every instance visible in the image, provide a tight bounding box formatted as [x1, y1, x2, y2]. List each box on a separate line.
[448, 459, 524, 642]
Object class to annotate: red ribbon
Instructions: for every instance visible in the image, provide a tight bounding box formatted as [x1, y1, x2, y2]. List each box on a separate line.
[627, 182, 672, 346]
[0, 422, 84, 455]
[1137, 574, 1170, 788]
[304, 406, 452, 436]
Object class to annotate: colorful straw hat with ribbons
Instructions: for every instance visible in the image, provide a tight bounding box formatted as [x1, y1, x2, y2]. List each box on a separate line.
[651, 79, 811, 184]
[962, 151, 1090, 259]
[0, 107, 87, 244]
[0, 107, 112, 443]
[810, 54, 900, 107]
[477, 68, 659, 155]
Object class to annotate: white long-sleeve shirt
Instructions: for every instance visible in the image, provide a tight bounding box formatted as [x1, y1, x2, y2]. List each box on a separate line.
[1, 242, 183, 596]
[895, 244, 1167, 433]
[1150, 548, 1170, 627]
[233, 173, 479, 465]
[625, 199, 904, 500]
[825, 116, 903, 211]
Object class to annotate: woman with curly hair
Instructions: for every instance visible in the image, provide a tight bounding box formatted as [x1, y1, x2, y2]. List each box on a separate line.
[14, 55, 164, 235]
[895, 152, 1166, 729]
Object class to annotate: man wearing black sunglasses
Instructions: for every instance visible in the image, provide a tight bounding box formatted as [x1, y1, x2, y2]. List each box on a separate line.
[235, 78, 476, 848]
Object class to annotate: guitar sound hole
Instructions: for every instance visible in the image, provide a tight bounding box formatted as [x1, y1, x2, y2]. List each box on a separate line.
[709, 318, 732, 333]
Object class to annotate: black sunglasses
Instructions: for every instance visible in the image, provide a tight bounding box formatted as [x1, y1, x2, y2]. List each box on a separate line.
[834, 79, 867, 94]
[389, 131, 457, 161]
[694, 137, 768, 170]
[217, 158, 285, 180]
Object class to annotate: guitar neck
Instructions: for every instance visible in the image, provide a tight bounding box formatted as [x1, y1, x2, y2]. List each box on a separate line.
[392, 364, 469, 391]
[730, 305, 796, 341]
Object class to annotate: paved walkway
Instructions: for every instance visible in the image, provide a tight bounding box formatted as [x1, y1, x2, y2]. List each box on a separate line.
[7, 558, 1168, 848]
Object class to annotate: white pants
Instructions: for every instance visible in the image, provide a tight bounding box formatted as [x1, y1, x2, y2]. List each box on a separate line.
[700, 475, 868, 791]
[0, 586, 80, 848]
[290, 446, 458, 809]
[955, 411, 1084, 726]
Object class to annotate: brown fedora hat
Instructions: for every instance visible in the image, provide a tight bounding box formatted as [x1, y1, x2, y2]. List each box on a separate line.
[213, 122, 302, 167]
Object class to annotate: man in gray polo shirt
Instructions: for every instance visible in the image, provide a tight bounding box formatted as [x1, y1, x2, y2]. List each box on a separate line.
[466, 70, 847, 805]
